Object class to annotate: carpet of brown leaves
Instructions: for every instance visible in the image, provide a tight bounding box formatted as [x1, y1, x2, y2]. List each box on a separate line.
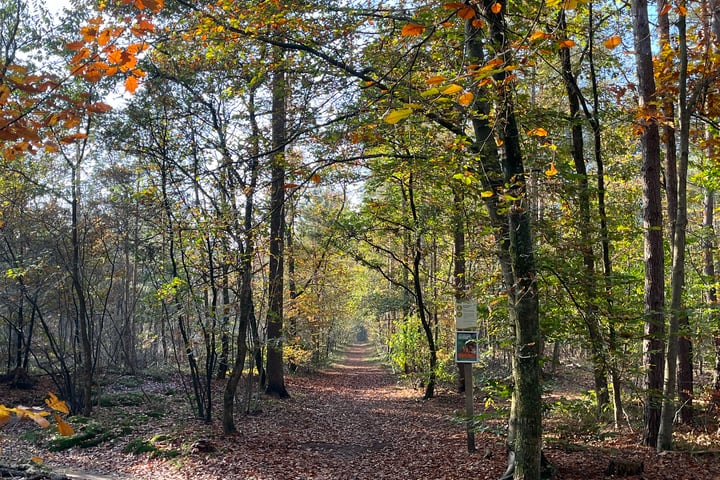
[2, 345, 720, 479]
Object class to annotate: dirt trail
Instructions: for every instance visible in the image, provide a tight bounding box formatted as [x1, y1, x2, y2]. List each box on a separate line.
[219, 343, 496, 480]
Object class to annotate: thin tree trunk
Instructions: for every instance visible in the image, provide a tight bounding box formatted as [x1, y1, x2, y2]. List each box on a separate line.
[659, 5, 690, 451]
[558, 10, 609, 414]
[406, 173, 436, 400]
[69, 160, 93, 417]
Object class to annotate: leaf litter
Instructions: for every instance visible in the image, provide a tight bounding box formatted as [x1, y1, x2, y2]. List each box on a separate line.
[1, 344, 720, 479]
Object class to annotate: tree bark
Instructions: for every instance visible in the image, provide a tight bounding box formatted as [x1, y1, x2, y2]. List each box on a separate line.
[659, 4, 690, 451]
[266, 48, 290, 399]
[631, 0, 665, 449]
[466, 3, 543, 478]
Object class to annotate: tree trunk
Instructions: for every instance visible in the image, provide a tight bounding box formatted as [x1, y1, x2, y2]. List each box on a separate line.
[407, 173, 436, 399]
[467, 3, 543, 477]
[70, 161, 93, 417]
[632, 0, 665, 449]
[265, 49, 290, 399]
[558, 10, 609, 413]
[659, 5, 691, 451]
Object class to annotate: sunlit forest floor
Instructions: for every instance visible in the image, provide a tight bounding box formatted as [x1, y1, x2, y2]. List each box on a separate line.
[2, 345, 720, 479]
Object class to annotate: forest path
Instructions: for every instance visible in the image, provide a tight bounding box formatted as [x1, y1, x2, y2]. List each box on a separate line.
[217, 342, 498, 479]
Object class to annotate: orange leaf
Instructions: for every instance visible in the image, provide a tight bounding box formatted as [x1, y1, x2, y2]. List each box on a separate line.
[491, 2, 502, 14]
[528, 127, 548, 137]
[678, 4, 687, 15]
[125, 75, 139, 93]
[65, 41, 85, 51]
[401, 23, 425, 36]
[60, 133, 89, 144]
[458, 91, 474, 106]
[426, 75, 447, 86]
[311, 173, 322, 183]
[443, 2, 465, 8]
[471, 19, 485, 28]
[458, 6, 476, 19]
[604, 35, 622, 49]
[143, 0, 164, 12]
[86, 102, 113, 113]
[53, 414, 75, 436]
[659, 3, 671, 15]
[530, 31, 550, 41]
[0, 85, 10, 106]
[545, 163, 559, 177]
[108, 49, 123, 64]
[97, 28, 112, 47]
[558, 39, 576, 48]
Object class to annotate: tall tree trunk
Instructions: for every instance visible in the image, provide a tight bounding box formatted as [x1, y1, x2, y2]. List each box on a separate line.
[711, 0, 720, 398]
[583, 3, 624, 428]
[659, 5, 691, 451]
[265, 49, 290, 398]
[632, 0, 665, 449]
[69, 159, 93, 417]
[406, 174, 436, 400]
[558, 10, 609, 414]
[465, 3, 543, 478]
[223, 88, 261, 432]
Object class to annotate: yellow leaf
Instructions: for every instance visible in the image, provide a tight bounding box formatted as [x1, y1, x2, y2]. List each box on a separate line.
[528, 127, 548, 137]
[384, 108, 413, 124]
[458, 91, 474, 106]
[495, 137, 504, 146]
[545, 163, 559, 177]
[421, 87, 440, 97]
[16, 407, 51, 428]
[441, 84, 463, 95]
[54, 414, 75, 436]
[45, 392, 70, 414]
[604, 35, 622, 49]
[31, 456, 44, 464]
[481, 190, 494, 198]
[401, 24, 425, 36]
[426, 75, 447, 86]
[564, 0, 578, 9]
[491, 2, 502, 14]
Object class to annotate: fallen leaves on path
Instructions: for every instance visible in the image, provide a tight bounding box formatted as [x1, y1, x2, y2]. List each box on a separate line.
[2, 344, 720, 479]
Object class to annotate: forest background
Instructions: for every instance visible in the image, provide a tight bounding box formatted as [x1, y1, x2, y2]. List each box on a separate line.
[3, 0, 720, 478]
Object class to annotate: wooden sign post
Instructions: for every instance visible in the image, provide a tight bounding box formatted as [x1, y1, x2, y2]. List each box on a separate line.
[455, 300, 478, 453]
